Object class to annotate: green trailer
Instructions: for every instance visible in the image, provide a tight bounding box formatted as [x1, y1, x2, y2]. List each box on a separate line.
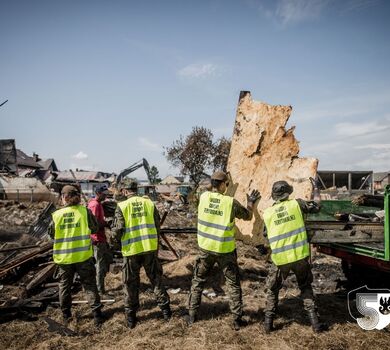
[305, 185, 390, 287]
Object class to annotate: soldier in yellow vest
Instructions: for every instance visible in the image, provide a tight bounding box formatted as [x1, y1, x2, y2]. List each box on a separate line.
[48, 185, 104, 326]
[188, 171, 260, 330]
[262, 180, 326, 333]
[112, 182, 171, 329]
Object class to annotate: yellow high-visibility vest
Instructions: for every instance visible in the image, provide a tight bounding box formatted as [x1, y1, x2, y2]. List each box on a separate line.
[197, 191, 235, 253]
[118, 196, 158, 256]
[263, 199, 309, 266]
[52, 205, 92, 264]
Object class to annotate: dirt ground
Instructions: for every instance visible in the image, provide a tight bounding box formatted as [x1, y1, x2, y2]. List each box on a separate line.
[1, 232, 390, 350]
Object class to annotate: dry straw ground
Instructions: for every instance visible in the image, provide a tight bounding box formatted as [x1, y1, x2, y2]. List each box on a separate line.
[1, 234, 390, 350]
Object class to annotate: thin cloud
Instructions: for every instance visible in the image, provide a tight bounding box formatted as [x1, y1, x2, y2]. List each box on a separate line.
[355, 144, 390, 150]
[301, 124, 390, 171]
[354, 153, 390, 170]
[249, 0, 381, 25]
[178, 63, 218, 79]
[71, 151, 88, 160]
[138, 137, 161, 152]
[295, 90, 390, 122]
[303, 141, 344, 155]
[334, 121, 390, 137]
[342, 0, 382, 13]
[275, 0, 330, 24]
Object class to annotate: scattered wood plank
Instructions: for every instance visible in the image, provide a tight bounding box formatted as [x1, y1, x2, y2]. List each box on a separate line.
[26, 263, 56, 291]
[0, 244, 40, 253]
[0, 242, 52, 279]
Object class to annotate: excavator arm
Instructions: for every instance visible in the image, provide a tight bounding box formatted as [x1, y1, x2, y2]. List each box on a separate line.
[115, 158, 152, 186]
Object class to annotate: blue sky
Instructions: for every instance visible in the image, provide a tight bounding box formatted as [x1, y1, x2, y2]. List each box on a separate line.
[1, 0, 389, 179]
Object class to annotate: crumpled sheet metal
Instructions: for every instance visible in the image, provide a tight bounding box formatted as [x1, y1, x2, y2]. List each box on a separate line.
[227, 92, 318, 245]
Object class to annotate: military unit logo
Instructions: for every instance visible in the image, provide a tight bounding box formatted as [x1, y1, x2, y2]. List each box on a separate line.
[348, 286, 390, 330]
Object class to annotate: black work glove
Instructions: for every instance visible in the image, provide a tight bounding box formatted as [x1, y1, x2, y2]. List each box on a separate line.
[247, 189, 261, 204]
[256, 244, 269, 256]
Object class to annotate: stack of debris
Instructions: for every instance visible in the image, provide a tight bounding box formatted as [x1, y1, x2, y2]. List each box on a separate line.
[0, 201, 58, 321]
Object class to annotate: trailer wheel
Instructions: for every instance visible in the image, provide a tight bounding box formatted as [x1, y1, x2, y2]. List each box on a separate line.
[341, 260, 362, 289]
[342, 260, 390, 289]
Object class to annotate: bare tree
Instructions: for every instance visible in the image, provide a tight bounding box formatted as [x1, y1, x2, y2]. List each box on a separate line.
[165, 127, 214, 187]
[212, 137, 231, 172]
[165, 127, 232, 187]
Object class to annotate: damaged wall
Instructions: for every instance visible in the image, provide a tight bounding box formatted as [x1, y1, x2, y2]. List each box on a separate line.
[0, 175, 58, 202]
[227, 91, 318, 245]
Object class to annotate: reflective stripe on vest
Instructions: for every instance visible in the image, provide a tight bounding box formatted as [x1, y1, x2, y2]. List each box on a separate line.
[52, 205, 92, 264]
[263, 199, 309, 266]
[118, 196, 158, 256]
[197, 191, 235, 253]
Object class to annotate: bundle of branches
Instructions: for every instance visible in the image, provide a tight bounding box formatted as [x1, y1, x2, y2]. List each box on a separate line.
[352, 194, 384, 208]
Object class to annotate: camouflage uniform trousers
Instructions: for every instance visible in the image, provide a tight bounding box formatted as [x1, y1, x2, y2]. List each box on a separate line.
[189, 249, 242, 319]
[57, 257, 102, 314]
[264, 257, 316, 317]
[93, 242, 113, 294]
[122, 251, 170, 315]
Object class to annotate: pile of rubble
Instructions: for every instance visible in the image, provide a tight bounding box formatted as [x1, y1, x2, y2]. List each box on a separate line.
[0, 200, 58, 321]
[0, 201, 53, 237]
[0, 197, 196, 323]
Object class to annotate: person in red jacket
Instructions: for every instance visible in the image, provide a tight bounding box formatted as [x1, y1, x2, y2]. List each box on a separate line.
[88, 184, 112, 295]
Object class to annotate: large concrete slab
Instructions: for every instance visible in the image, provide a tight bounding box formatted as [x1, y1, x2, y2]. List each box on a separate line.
[227, 91, 318, 245]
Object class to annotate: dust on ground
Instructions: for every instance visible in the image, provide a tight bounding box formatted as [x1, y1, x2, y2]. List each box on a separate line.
[1, 232, 389, 350]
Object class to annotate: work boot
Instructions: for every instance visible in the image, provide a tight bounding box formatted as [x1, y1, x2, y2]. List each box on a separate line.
[162, 306, 172, 321]
[186, 311, 197, 326]
[62, 310, 72, 325]
[307, 310, 327, 333]
[126, 312, 137, 329]
[62, 310, 72, 327]
[264, 315, 274, 334]
[93, 309, 105, 327]
[232, 317, 247, 331]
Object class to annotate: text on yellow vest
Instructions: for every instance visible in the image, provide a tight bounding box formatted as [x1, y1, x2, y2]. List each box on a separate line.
[197, 191, 235, 253]
[263, 199, 309, 266]
[52, 205, 92, 264]
[118, 196, 158, 256]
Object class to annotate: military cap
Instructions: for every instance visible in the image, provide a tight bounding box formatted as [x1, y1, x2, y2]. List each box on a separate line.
[272, 180, 293, 200]
[123, 181, 138, 191]
[211, 171, 228, 181]
[61, 185, 80, 195]
[95, 184, 109, 194]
